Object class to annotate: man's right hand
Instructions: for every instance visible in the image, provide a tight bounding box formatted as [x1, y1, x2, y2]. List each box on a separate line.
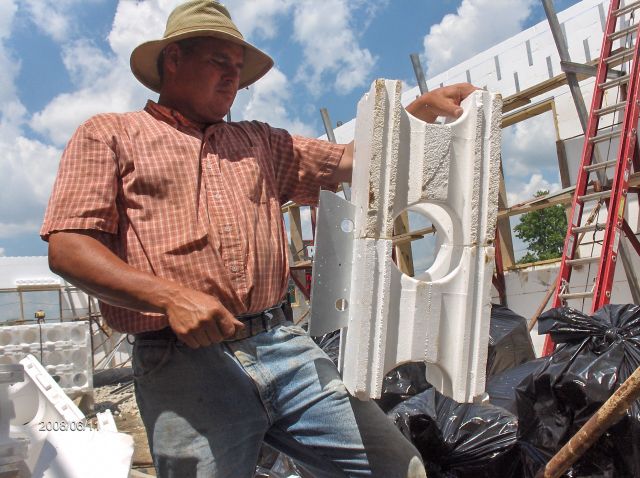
[165, 288, 245, 348]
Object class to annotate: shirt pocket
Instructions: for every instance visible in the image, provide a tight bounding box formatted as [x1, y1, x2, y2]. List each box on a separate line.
[221, 147, 271, 204]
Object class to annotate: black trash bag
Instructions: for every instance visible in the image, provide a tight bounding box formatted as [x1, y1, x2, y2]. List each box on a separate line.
[389, 386, 522, 478]
[255, 444, 306, 478]
[376, 362, 430, 413]
[313, 329, 341, 365]
[486, 358, 547, 415]
[516, 304, 640, 478]
[487, 304, 536, 378]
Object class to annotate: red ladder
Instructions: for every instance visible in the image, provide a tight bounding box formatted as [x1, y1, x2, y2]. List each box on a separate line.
[543, 0, 640, 355]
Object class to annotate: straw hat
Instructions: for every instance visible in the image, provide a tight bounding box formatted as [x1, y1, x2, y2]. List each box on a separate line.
[130, 0, 273, 92]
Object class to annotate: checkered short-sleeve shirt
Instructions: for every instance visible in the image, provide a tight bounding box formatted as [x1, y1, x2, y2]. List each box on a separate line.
[41, 101, 344, 333]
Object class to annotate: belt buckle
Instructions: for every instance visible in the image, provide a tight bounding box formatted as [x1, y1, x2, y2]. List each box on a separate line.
[262, 310, 274, 332]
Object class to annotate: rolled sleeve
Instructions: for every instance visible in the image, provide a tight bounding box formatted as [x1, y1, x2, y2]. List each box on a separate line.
[40, 119, 119, 241]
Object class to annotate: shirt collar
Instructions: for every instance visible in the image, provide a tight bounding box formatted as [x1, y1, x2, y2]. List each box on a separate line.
[144, 100, 211, 132]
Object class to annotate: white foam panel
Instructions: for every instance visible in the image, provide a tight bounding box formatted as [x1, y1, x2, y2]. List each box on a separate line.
[311, 81, 501, 403]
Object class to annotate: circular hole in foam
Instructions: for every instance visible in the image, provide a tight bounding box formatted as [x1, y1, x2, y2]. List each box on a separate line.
[70, 327, 85, 343]
[72, 350, 85, 364]
[0, 331, 13, 346]
[335, 298, 349, 312]
[46, 328, 60, 342]
[73, 373, 87, 387]
[22, 329, 38, 344]
[47, 352, 63, 364]
[391, 209, 439, 278]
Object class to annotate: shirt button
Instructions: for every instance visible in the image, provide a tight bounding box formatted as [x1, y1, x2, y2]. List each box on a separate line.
[230, 265, 239, 272]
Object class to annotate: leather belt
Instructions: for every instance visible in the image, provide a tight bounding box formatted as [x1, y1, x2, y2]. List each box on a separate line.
[134, 301, 291, 343]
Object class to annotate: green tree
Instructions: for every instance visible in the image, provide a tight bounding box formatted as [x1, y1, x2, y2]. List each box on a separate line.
[514, 190, 568, 264]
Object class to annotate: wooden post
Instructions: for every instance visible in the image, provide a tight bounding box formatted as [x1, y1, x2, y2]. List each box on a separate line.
[536, 365, 640, 478]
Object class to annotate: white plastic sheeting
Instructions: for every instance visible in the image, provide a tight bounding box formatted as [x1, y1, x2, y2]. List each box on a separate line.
[311, 81, 501, 403]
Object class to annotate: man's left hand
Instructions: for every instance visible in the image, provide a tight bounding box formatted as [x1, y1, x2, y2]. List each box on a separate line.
[405, 83, 479, 124]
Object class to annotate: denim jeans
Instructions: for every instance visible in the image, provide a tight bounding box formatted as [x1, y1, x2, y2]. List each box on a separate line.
[132, 322, 426, 478]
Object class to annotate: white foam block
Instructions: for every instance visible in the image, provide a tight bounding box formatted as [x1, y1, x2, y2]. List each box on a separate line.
[312, 81, 501, 403]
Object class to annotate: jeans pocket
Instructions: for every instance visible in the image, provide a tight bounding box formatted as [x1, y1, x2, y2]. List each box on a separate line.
[133, 339, 174, 381]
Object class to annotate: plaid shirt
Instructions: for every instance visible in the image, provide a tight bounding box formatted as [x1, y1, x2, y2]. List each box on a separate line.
[41, 101, 344, 333]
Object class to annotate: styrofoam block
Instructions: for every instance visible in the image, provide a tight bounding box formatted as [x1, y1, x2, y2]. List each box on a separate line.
[34, 430, 134, 478]
[0, 322, 92, 394]
[6, 356, 133, 477]
[9, 355, 85, 428]
[311, 81, 501, 403]
[0, 364, 29, 476]
[96, 409, 118, 432]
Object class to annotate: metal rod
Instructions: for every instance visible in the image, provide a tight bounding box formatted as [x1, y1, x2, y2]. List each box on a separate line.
[410, 54, 429, 95]
[536, 365, 640, 478]
[320, 107, 351, 201]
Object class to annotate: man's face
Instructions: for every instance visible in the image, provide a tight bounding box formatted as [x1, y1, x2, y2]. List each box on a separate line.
[168, 37, 244, 123]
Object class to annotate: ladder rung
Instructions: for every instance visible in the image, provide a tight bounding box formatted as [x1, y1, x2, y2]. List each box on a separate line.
[559, 290, 594, 300]
[584, 159, 618, 172]
[566, 256, 600, 266]
[589, 130, 621, 143]
[614, 0, 640, 16]
[572, 222, 607, 234]
[599, 74, 630, 90]
[579, 190, 611, 202]
[595, 101, 627, 116]
[608, 23, 639, 41]
[605, 47, 636, 64]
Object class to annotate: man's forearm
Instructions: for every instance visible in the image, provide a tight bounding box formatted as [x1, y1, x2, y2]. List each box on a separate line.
[48, 230, 245, 347]
[48, 230, 179, 315]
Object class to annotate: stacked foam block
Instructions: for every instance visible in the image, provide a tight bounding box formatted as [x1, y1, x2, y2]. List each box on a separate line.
[0, 322, 92, 395]
[311, 82, 502, 403]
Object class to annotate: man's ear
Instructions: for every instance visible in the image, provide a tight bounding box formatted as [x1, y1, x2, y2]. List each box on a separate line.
[163, 43, 181, 76]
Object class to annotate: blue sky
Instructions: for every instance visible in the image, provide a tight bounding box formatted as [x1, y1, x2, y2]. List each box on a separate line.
[0, 0, 582, 258]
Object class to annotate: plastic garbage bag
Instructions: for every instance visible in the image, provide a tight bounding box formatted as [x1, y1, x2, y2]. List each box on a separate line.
[255, 444, 305, 478]
[486, 358, 547, 414]
[313, 330, 341, 365]
[376, 362, 430, 413]
[516, 304, 640, 477]
[389, 386, 521, 478]
[486, 304, 536, 378]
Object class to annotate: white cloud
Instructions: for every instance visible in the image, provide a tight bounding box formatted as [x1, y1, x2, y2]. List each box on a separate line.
[0, 1, 17, 39]
[0, 247, 5, 256]
[23, 0, 106, 42]
[292, 0, 376, 95]
[502, 112, 558, 179]
[234, 68, 315, 136]
[507, 174, 561, 206]
[224, 0, 294, 40]
[423, 0, 535, 75]
[62, 40, 115, 88]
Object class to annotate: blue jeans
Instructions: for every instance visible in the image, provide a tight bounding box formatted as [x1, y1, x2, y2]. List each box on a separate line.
[132, 322, 426, 477]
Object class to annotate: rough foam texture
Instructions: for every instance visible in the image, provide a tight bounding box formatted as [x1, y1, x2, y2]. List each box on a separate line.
[0, 322, 92, 395]
[340, 80, 502, 402]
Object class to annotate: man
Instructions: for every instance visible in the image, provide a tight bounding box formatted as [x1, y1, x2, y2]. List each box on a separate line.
[41, 1, 475, 477]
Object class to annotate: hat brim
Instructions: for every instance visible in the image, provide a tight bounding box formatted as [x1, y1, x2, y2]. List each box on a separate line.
[130, 30, 274, 93]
